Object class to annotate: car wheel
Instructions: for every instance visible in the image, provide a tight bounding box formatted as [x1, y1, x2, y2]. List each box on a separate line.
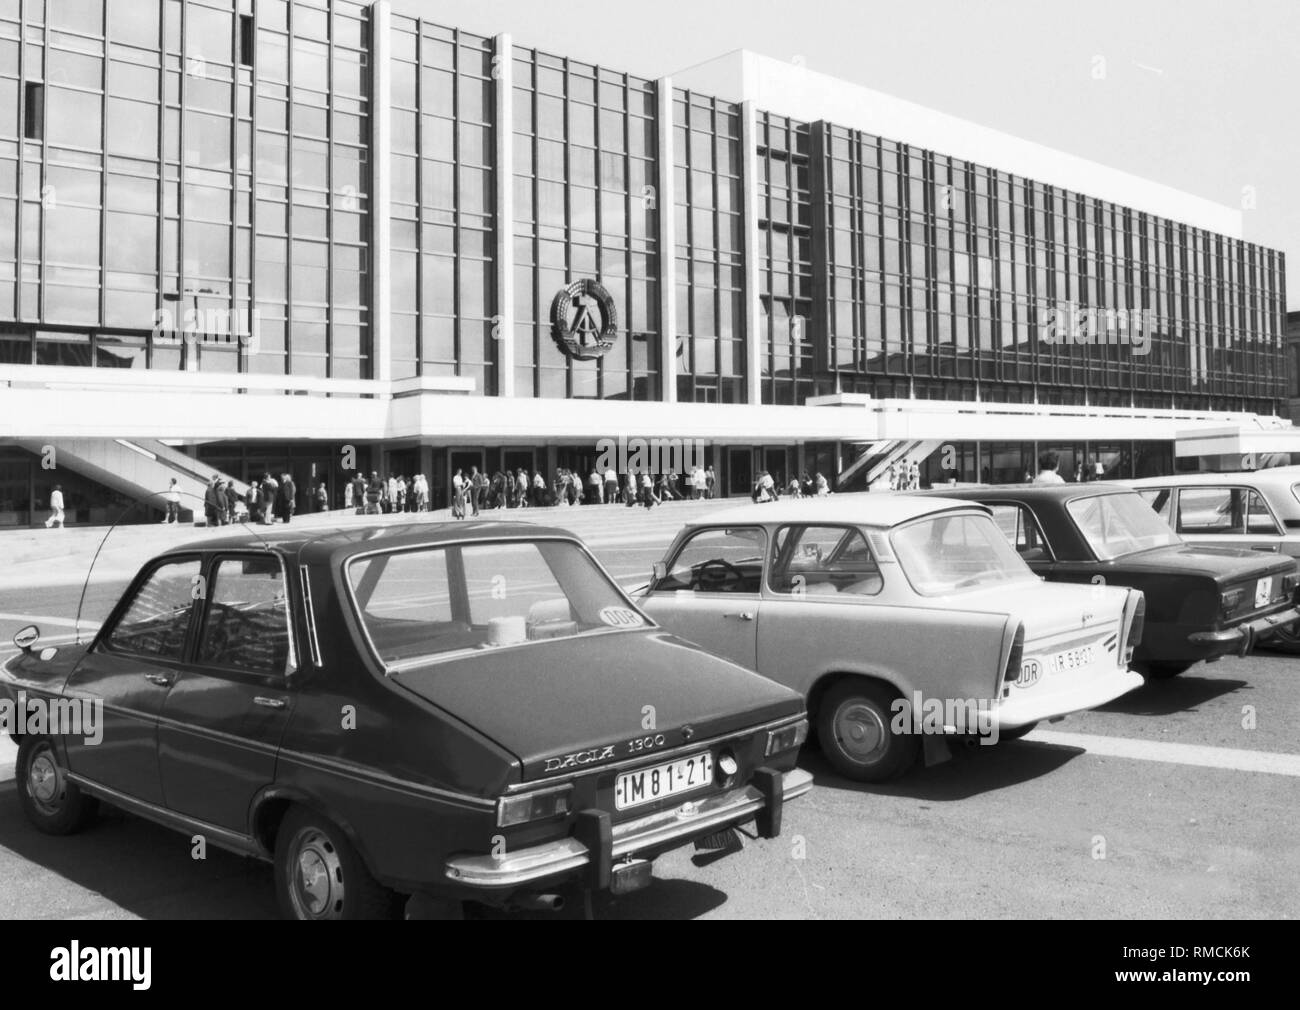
[274, 808, 400, 920]
[817, 679, 918, 782]
[1139, 661, 1193, 679]
[15, 736, 98, 835]
[997, 721, 1039, 741]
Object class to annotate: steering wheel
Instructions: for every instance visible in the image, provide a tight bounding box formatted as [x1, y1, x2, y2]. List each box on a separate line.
[695, 558, 744, 591]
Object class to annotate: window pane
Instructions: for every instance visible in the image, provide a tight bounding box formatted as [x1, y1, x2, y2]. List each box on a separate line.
[197, 555, 292, 674]
[107, 559, 201, 660]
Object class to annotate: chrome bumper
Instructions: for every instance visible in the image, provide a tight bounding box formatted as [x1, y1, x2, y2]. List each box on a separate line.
[1189, 606, 1300, 657]
[444, 767, 814, 891]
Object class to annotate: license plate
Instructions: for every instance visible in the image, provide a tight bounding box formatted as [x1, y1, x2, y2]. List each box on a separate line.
[1045, 643, 1097, 675]
[614, 753, 714, 811]
[1255, 577, 1273, 609]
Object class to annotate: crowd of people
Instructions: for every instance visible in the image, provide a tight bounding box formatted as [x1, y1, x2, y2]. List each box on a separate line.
[198, 472, 319, 526]
[884, 460, 923, 491]
[751, 470, 831, 503]
[181, 460, 839, 527]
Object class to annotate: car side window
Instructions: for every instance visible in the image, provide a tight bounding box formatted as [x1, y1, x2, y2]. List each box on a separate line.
[654, 527, 766, 594]
[105, 558, 202, 661]
[1137, 488, 1172, 523]
[196, 555, 293, 675]
[1176, 487, 1277, 536]
[987, 504, 1050, 561]
[1245, 491, 1281, 535]
[769, 525, 883, 597]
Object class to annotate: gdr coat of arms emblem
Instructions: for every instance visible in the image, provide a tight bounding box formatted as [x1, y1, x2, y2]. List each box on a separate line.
[550, 278, 619, 360]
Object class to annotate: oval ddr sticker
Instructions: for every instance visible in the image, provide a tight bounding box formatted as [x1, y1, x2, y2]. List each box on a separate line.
[598, 606, 644, 628]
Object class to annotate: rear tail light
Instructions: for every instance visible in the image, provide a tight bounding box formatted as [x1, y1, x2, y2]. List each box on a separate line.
[496, 784, 574, 828]
[1001, 623, 1025, 696]
[1124, 593, 1145, 664]
[765, 720, 809, 758]
[1283, 571, 1299, 602]
[1220, 586, 1247, 620]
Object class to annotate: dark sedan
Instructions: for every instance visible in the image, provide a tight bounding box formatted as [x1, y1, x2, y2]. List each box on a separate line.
[1, 521, 811, 919]
[921, 485, 1300, 678]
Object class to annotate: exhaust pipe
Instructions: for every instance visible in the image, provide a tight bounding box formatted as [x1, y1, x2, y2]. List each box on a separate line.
[514, 893, 565, 912]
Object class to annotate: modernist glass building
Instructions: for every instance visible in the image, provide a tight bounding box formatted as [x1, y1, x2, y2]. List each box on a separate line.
[0, 0, 1292, 523]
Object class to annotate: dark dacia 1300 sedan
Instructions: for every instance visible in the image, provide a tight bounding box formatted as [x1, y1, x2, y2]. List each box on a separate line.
[922, 485, 1300, 678]
[1, 522, 811, 919]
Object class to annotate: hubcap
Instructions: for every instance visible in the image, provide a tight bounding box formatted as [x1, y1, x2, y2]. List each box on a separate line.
[289, 829, 345, 919]
[833, 700, 888, 765]
[27, 746, 64, 814]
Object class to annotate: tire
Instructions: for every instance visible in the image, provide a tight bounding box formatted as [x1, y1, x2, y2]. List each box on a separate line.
[15, 736, 98, 835]
[274, 807, 400, 920]
[1139, 660, 1193, 680]
[816, 679, 919, 782]
[997, 721, 1039, 742]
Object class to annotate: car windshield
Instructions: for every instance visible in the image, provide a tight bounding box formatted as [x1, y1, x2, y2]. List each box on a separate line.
[1067, 491, 1182, 560]
[347, 539, 647, 667]
[889, 512, 1035, 596]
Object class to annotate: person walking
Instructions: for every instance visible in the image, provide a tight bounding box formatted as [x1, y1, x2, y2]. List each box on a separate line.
[451, 469, 465, 519]
[365, 471, 383, 515]
[531, 469, 546, 507]
[625, 471, 638, 508]
[279, 472, 296, 525]
[203, 475, 224, 527]
[224, 479, 240, 522]
[259, 473, 278, 524]
[640, 471, 658, 509]
[589, 467, 603, 505]
[705, 465, 716, 499]
[604, 465, 618, 505]
[815, 471, 830, 496]
[162, 478, 182, 524]
[470, 467, 486, 516]
[315, 481, 328, 513]
[343, 478, 354, 513]
[44, 484, 65, 529]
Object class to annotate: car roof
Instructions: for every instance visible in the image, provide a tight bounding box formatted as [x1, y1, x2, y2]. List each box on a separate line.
[687, 493, 990, 529]
[159, 519, 582, 566]
[918, 482, 1136, 503]
[1123, 466, 1300, 489]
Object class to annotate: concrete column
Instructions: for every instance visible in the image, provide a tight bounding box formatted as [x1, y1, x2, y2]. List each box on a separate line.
[494, 33, 515, 397]
[656, 77, 677, 402]
[740, 100, 762, 406]
[371, 1, 392, 383]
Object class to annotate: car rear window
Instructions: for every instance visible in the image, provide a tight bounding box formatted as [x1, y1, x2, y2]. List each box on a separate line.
[347, 539, 646, 667]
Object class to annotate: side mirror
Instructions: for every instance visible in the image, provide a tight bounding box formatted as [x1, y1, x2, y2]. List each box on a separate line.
[13, 625, 39, 652]
[651, 561, 667, 585]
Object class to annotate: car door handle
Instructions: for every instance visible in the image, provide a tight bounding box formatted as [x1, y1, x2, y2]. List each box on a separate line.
[253, 696, 287, 709]
[143, 673, 174, 687]
[725, 611, 755, 621]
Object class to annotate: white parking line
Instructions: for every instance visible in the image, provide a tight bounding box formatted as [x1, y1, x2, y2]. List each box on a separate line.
[1026, 729, 1300, 777]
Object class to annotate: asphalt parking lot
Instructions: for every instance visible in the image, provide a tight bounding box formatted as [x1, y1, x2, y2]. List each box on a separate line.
[0, 500, 1297, 919]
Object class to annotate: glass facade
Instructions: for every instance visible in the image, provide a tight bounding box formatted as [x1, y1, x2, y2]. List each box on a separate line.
[0, 0, 371, 376]
[388, 16, 493, 389]
[673, 89, 743, 403]
[808, 120, 1287, 413]
[510, 42, 660, 400]
[0, 2, 1286, 416]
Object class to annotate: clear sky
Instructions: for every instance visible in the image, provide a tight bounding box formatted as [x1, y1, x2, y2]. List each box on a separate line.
[392, 0, 1296, 309]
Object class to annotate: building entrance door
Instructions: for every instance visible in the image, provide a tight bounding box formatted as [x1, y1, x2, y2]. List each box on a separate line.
[727, 448, 752, 497]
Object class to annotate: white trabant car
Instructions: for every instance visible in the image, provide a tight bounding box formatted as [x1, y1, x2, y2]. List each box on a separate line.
[632, 497, 1146, 781]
